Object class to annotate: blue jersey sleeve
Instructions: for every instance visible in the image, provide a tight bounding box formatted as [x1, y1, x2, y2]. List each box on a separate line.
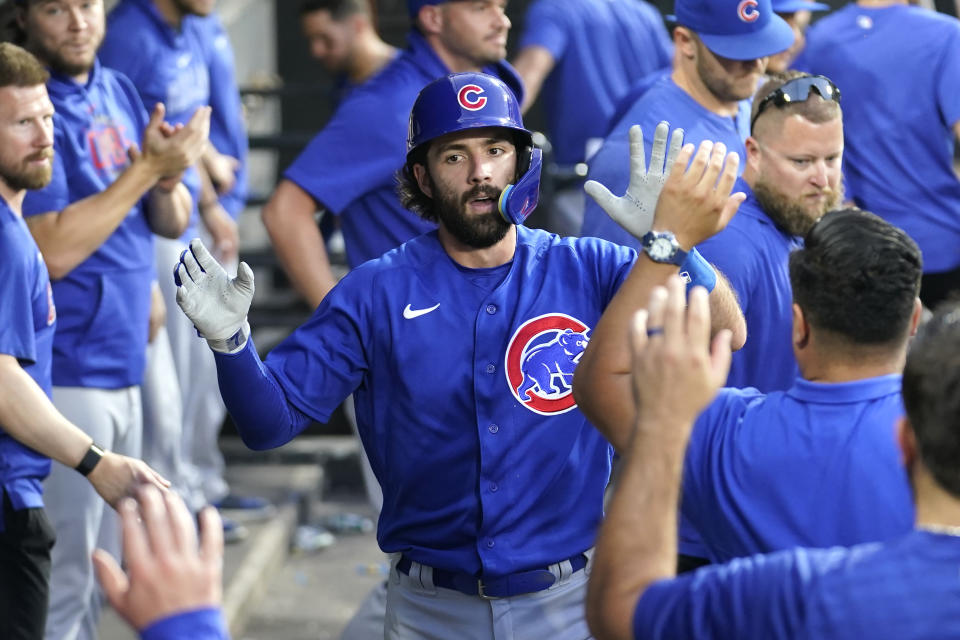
[0, 226, 38, 363]
[213, 338, 312, 451]
[139, 607, 229, 640]
[282, 88, 409, 216]
[518, 0, 570, 59]
[633, 548, 827, 640]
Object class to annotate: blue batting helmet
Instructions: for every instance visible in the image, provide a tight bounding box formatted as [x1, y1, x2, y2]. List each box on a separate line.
[406, 73, 541, 225]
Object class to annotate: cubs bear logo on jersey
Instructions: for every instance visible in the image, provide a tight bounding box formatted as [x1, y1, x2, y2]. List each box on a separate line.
[505, 313, 590, 415]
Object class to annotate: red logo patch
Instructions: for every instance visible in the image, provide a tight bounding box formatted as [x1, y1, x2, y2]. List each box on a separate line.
[457, 84, 487, 111]
[737, 0, 759, 22]
[505, 314, 590, 415]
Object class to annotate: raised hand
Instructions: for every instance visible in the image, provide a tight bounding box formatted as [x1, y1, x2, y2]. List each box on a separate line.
[140, 103, 211, 181]
[584, 122, 684, 239]
[174, 238, 254, 353]
[87, 452, 171, 508]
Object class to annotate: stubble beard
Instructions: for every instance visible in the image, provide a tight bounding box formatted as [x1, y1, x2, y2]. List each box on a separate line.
[753, 175, 843, 238]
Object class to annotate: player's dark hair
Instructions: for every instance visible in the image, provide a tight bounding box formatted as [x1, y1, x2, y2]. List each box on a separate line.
[0, 42, 49, 88]
[902, 303, 960, 498]
[789, 207, 921, 345]
[751, 71, 842, 138]
[299, 0, 370, 20]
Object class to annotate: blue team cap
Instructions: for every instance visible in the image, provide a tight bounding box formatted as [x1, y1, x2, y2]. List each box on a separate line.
[407, 0, 450, 18]
[670, 0, 795, 60]
[772, 0, 830, 12]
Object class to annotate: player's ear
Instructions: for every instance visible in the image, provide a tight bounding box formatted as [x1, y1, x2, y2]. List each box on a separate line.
[416, 4, 444, 37]
[792, 303, 810, 350]
[413, 164, 433, 198]
[745, 136, 762, 173]
[896, 416, 917, 469]
[673, 26, 697, 59]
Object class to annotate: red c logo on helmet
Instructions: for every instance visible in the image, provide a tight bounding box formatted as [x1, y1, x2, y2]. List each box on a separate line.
[737, 0, 759, 22]
[458, 84, 487, 111]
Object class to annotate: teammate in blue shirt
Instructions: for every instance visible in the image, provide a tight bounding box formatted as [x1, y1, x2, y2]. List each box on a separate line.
[795, 1, 960, 309]
[767, 0, 830, 73]
[0, 42, 167, 640]
[695, 71, 844, 392]
[581, 0, 794, 253]
[172, 73, 744, 639]
[585, 271, 960, 640]
[511, 0, 672, 235]
[13, 1, 209, 637]
[262, 0, 522, 310]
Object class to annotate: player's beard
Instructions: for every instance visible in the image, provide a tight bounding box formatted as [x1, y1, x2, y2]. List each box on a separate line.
[0, 149, 54, 192]
[432, 182, 511, 249]
[752, 176, 843, 238]
[31, 40, 97, 78]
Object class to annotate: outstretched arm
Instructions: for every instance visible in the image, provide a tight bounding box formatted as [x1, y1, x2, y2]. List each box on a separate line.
[573, 123, 744, 451]
[587, 278, 731, 640]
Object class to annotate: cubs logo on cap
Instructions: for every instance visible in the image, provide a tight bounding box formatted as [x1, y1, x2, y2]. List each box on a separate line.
[505, 314, 590, 415]
[669, 0, 794, 60]
[738, 0, 760, 22]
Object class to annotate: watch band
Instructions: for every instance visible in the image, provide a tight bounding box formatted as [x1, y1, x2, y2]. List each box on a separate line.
[75, 443, 105, 476]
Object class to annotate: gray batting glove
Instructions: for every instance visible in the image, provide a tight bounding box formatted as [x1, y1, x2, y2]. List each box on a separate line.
[173, 238, 254, 354]
[584, 122, 684, 240]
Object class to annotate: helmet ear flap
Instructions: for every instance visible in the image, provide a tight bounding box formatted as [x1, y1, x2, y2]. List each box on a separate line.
[498, 147, 542, 225]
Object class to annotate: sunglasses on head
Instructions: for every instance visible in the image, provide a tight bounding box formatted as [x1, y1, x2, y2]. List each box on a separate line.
[750, 75, 841, 132]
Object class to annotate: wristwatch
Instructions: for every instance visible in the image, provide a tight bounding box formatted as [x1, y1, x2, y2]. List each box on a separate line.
[75, 443, 105, 476]
[641, 230, 688, 266]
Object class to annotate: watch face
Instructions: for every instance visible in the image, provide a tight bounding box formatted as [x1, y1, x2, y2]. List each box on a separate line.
[650, 237, 673, 260]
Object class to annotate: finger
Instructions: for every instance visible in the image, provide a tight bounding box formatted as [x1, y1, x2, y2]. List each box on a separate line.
[198, 505, 224, 572]
[627, 124, 648, 185]
[118, 497, 151, 573]
[664, 128, 685, 177]
[164, 488, 197, 554]
[584, 180, 619, 214]
[174, 263, 197, 293]
[700, 142, 728, 193]
[630, 309, 649, 359]
[235, 261, 255, 296]
[645, 285, 668, 335]
[137, 484, 175, 558]
[720, 192, 747, 230]
[648, 122, 669, 177]
[189, 237, 221, 276]
[92, 548, 130, 611]
[710, 329, 734, 385]
[182, 246, 205, 285]
[715, 151, 740, 199]
[686, 285, 712, 356]
[668, 143, 696, 186]
[684, 140, 715, 189]
[126, 143, 141, 163]
[145, 103, 165, 133]
[663, 275, 687, 352]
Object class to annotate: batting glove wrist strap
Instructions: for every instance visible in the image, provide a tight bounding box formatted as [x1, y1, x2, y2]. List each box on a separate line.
[206, 320, 250, 354]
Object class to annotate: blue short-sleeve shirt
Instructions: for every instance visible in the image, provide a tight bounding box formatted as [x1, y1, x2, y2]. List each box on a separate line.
[682, 375, 913, 564]
[263, 226, 634, 576]
[633, 530, 960, 639]
[795, 4, 960, 273]
[518, 0, 672, 166]
[22, 62, 155, 388]
[0, 199, 56, 530]
[695, 178, 800, 391]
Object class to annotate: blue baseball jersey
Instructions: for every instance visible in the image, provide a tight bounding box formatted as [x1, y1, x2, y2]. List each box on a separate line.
[22, 61, 155, 389]
[681, 374, 913, 564]
[283, 31, 524, 269]
[0, 199, 56, 531]
[581, 74, 752, 249]
[795, 4, 960, 273]
[633, 530, 960, 639]
[99, 0, 210, 241]
[194, 12, 248, 219]
[518, 0, 672, 166]
[696, 178, 800, 391]
[223, 226, 633, 576]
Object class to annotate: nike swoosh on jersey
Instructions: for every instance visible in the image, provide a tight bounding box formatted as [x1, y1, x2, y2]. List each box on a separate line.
[403, 303, 440, 319]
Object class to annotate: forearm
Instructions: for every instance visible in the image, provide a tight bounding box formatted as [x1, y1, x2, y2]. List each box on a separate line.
[213, 339, 312, 450]
[510, 45, 554, 113]
[708, 271, 746, 350]
[0, 356, 92, 469]
[587, 422, 687, 640]
[147, 183, 192, 239]
[27, 160, 162, 279]
[261, 188, 337, 309]
[574, 256, 677, 451]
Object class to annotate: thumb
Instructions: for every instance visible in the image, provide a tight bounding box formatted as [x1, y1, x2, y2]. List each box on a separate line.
[146, 103, 165, 133]
[234, 261, 255, 296]
[92, 549, 129, 612]
[126, 142, 141, 163]
[584, 180, 619, 216]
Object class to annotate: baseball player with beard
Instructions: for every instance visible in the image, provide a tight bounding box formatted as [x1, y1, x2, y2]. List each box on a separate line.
[173, 72, 745, 640]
